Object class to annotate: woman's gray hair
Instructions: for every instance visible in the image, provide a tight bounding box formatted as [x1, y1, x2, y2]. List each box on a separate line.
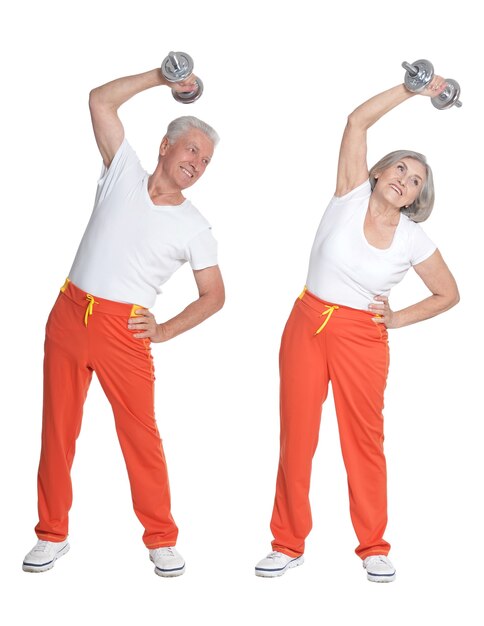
[369, 150, 435, 222]
[165, 116, 220, 147]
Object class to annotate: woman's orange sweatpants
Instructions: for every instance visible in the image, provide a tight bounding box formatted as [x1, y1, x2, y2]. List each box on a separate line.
[35, 280, 178, 549]
[270, 289, 391, 560]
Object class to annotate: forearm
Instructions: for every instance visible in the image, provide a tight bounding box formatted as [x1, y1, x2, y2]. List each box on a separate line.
[348, 84, 416, 130]
[157, 293, 224, 341]
[393, 292, 460, 329]
[89, 68, 166, 111]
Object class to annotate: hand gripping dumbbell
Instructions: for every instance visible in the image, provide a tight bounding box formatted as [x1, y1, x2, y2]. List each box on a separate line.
[401, 59, 462, 110]
[161, 51, 203, 104]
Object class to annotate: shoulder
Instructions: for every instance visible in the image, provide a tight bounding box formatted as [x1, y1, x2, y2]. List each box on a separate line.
[182, 199, 212, 228]
[399, 213, 428, 237]
[398, 213, 437, 262]
[332, 179, 372, 204]
[99, 138, 145, 181]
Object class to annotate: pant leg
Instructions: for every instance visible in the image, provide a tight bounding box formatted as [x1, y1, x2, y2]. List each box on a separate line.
[36, 293, 93, 541]
[270, 300, 329, 557]
[91, 313, 178, 549]
[327, 314, 391, 559]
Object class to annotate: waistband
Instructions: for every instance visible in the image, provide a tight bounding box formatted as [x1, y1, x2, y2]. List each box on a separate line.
[60, 278, 140, 318]
[297, 287, 375, 321]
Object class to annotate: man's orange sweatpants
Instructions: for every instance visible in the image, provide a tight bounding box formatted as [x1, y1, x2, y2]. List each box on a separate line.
[35, 281, 178, 549]
[270, 289, 391, 559]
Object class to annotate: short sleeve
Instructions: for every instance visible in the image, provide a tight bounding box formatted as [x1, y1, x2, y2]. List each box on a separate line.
[185, 228, 218, 270]
[332, 179, 372, 203]
[408, 222, 437, 266]
[94, 139, 144, 206]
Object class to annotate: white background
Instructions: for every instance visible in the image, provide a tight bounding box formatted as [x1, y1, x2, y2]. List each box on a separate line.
[1, 0, 482, 623]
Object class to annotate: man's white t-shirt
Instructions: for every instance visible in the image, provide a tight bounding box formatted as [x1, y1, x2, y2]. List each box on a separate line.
[306, 180, 437, 311]
[69, 139, 218, 308]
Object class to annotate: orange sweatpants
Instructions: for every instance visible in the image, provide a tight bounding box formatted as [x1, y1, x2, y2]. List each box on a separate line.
[271, 289, 391, 559]
[35, 281, 178, 549]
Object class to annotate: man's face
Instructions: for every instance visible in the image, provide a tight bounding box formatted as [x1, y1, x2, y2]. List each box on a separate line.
[159, 129, 214, 190]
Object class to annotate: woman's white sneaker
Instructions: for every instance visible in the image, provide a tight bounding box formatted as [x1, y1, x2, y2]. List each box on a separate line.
[149, 547, 185, 577]
[255, 551, 304, 577]
[22, 539, 70, 573]
[363, 555, 396, 582]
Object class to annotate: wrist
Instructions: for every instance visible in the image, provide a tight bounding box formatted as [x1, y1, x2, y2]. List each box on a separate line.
[155, 322, 170, 342]
[391, 311, 404, 329]
[153, 68, 168, 87]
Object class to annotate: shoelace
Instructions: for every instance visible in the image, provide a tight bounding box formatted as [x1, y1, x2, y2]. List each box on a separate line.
[153, 547, 175, 557]
[265, 551, 284, 561]
[33, 541, 49, 553]
[366, 556, 388, 565]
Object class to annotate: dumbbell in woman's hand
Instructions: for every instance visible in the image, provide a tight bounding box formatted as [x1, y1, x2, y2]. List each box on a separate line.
[402, 59, 462, 110]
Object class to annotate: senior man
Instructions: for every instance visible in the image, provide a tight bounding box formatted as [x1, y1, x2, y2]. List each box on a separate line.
[23, 65, 224, 578]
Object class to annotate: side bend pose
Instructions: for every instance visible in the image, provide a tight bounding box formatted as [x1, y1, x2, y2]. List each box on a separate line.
[255, 74, 459, 582]
[23, 64, 224, 577]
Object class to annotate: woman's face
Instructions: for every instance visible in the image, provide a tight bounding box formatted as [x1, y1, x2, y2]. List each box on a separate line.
[375, 158, 427, 208]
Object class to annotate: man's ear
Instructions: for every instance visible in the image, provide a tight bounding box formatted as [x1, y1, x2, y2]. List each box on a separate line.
[159, 136, 170, 156]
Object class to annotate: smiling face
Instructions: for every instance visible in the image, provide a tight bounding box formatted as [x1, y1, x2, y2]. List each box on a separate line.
[374, 158, 427, 208]
[158, 128, 214, 190]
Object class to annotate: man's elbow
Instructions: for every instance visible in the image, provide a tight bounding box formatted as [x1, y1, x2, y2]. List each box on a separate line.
[89, 88, 100, 111]
[206, 286, 225, 316]
[89, 87, 111, 112]
[212, 288, 225, 314]
[450, 288, 460, 308]
[441, 287, 460, 311]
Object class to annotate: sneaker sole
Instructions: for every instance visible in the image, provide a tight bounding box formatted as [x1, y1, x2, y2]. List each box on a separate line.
[255, 555, 304, 578]
[150, 556, 186, 578]
[22, 543, 70, 573]
[367, 571, 396, 583]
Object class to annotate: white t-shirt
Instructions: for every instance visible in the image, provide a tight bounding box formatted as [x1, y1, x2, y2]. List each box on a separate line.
[306, 180, 436, 311]
[69, 139, 218, 307]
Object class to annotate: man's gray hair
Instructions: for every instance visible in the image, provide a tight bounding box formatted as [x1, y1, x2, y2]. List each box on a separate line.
[165, 116, 220, 147]
[369, 150, 435, 223]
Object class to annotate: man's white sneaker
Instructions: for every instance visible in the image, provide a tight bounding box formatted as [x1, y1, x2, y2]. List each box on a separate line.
[149, 547, 185, 577]
[255, 551, 304, 578]
[22, 540, 70, 573]
[363, 555, 396, 582]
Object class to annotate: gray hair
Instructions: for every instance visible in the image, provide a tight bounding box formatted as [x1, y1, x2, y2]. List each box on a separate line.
[165, 116, 220, 147]
[369, 150, 435, 222]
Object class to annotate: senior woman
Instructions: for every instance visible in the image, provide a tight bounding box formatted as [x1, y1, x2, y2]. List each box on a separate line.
[255, 75, 459, 582]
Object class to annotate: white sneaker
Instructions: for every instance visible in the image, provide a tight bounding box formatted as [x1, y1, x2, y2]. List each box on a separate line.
[363, 555, 396, 582]
[255, 551, 304, 578]
[149, 547, 185, 577]
[22, 539, 70, 573]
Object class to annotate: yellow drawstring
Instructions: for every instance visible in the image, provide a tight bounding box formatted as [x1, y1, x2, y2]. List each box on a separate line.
[298, 286, 308, 300]
[84, 294, 98, 327]
[130, 304, 143, 318]
[314, 305, 339, 335]
[60, 277, 70, 293]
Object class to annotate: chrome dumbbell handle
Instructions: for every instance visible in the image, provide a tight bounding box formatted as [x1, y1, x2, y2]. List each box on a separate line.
[402, 61, 420, 76]
[402, 59, 434, 92]
[161, 51, 204, 104]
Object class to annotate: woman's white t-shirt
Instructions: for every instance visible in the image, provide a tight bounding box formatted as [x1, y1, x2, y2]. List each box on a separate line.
[69, 139, 218, 308]
[306, 180, 436, 311]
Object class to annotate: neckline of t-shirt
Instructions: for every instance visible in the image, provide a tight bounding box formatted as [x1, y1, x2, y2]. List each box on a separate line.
[143, 175, 190, 210]
[361, 204, 404, 253]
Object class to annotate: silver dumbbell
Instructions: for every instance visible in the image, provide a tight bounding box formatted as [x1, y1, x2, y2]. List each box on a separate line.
[161, 51, 203, 104]
[402, 59, 462, 110]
